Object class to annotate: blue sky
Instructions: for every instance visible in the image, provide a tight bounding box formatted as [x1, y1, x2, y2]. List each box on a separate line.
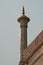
[0, 0, 43, 65]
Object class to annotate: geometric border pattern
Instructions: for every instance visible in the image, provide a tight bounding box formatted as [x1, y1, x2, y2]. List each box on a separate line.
[23, 30, 43, 61]
[28, 44, 43, 65]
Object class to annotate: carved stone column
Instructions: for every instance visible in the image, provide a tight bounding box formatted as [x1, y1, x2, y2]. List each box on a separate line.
[18, 6, 30, 65]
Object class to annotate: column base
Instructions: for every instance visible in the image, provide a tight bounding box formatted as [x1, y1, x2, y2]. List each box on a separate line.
[19, 60, 28, 65]
[19, 60, 25, 65]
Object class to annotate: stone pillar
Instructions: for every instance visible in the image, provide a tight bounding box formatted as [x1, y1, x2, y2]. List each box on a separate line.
[18, 6, 30, 64]
[20, 22, 28, 60]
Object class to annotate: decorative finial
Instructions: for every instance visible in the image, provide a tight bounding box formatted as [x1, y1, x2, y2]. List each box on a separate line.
[22, 6, 25, 15]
